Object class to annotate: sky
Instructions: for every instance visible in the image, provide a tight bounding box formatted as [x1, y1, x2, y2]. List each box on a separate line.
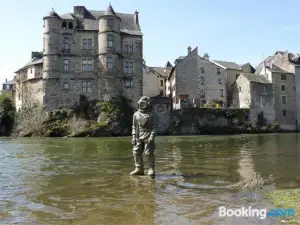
[1, 0, 300, 85]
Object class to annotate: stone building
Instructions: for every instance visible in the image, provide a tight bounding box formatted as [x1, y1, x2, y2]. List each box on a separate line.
[166, 47, 227, 109]
[212, 60, 255, 107]
[232, 73, 275, 124]
[1, 79, 14, 100]
[256, 57, 297, 130]
[14, 4, 143, 110]
[143, 62, 172, 97]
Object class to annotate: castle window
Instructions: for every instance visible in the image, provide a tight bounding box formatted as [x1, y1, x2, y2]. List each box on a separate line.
[62, 21, 67, 29]
[108, 35, 113, 47]
[281, 84, 286, 91]
[63, 59, 69, 72]
[220, 89, 224, 97]
[239, 87, 242, 92]
[160, 80, 164, 86]
[63, 37, 70, 52]
[107, 19, 113, 28]
[124, 42, 133, 53]
[124, 62, 133, 73]
[200, 90, 205, 97]
[87, 39, 93, 49]
[218, 77, 222, 84]
[282, 109, 287, 117]
[64, 83, 69, 89]
[68, 22, 73, 29]
[159, 90, 164, 96]
[200, 77, 204, 85]
[281, 74, 287, 80]
[82, 38, 92, 49]
[282, 95, 287, 104]
[263, 86, 268, 94]
[82, 81, 91, 93]
[124, 80, 132, 88]
[82, 59, 93, 71]
[107, 57, 113, 69]
[217, 68, 221, 74]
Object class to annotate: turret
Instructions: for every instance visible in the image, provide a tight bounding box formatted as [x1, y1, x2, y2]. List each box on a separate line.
[43, 9, 61, 78]
[98, 4, 121, 70]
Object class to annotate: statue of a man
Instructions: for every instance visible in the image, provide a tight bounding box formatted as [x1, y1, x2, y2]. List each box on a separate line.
[131, 96, 157, 176]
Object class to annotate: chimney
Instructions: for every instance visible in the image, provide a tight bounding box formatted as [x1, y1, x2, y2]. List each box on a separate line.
[31, 51, 43, 59]
[73, 6, 87, 16]
[134, 10, 139, 25]
[187, 46, 191, 55]
[5, 78, 7, 83]
[203, 53, 210, 61]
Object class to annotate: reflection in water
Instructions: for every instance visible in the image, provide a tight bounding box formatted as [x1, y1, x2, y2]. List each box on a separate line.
[0, 134, 300, 224]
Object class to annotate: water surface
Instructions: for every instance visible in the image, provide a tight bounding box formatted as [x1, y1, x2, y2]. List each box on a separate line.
[0, 134, 300, 224]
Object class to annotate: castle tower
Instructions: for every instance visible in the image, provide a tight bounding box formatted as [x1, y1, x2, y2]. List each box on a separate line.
[43, 9, 61, 109]
[98, 4, 122, 100]
[43, 9, 61, 79]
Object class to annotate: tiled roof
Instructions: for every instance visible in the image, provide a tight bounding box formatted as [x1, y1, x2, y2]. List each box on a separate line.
[60, 10, 142, 35]
[60, 13, 76, 20]
[241, 73, 272, 84]
[150, 67, 169, 77]
[3, 80, 14, 85]
[15, 57, 43, 73]
[213, 60, 241, 70]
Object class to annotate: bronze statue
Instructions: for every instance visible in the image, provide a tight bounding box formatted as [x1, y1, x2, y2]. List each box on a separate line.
[131, 96, 157, 176]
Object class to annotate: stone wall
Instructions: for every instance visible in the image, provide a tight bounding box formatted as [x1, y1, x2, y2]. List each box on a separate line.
[171, 108, 249, 135]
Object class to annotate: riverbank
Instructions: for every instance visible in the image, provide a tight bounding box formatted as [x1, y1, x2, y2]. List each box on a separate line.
[267, 189, 300, 224]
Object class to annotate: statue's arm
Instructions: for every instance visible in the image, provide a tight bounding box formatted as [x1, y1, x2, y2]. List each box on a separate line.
[132, 112, 137, 137]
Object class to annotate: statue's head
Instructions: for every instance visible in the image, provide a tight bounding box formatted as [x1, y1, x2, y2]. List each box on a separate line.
[137, 96, 152, 111]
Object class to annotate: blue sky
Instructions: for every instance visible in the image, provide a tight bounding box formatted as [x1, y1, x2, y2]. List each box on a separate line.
[1, 0, 300, 84]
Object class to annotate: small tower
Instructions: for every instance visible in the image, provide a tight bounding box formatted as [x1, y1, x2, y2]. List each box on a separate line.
[43, 9, 61, 79]
[98, 4, 122, 99]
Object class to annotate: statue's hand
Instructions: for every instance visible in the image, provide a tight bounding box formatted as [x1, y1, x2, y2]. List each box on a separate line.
[131, 137, 136, 145]
[149, 135, 154, 143]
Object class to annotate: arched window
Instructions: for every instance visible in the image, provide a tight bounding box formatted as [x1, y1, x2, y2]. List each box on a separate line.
[62, 21, 67, 29]
[68, 22, 73, 29]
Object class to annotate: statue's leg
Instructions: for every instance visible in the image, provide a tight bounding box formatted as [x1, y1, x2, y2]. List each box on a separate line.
[130, 140, 144, 176]
[144, 141, 156, 176]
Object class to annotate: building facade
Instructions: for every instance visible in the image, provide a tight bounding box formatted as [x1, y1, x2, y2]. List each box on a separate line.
[143, 62, 172, 97]
[232, 73, 275, 124]
[166, 47, 227, 109]
[256, 62, 296, 130]
[15, 4, 143, 110]
[212, 60, 255, 107]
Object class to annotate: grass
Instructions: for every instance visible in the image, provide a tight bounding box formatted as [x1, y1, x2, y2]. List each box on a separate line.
[266, 189, 300, 224]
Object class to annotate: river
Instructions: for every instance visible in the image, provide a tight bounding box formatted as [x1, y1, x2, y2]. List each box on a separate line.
[0, 133, 299, 225]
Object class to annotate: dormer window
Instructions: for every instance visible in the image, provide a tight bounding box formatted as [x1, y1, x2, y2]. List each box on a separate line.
[68, 22, 73, 29]
[62, 21, 67, 29]
[107, 19, 113, 28]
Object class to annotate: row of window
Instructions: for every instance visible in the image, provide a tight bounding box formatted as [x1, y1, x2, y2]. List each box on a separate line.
[61, 37, 135, 53]
[62, 80, 132, 92]
[200, 89, 224, 97]
[200, 67, 221, 74]
[200, 76, 223, 85]
[62, 59, 134, 73]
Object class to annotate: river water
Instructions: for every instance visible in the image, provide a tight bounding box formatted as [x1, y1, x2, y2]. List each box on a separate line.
[0, 134, 300, 225]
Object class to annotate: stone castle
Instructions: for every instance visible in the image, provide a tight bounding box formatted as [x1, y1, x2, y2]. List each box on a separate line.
[14, 4, 143, 110]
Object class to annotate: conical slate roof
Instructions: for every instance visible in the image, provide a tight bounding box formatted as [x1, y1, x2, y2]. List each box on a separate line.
[104, 4, 117, 16]
[48, 8, 60, 18]
[165, 61, 173, 68]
